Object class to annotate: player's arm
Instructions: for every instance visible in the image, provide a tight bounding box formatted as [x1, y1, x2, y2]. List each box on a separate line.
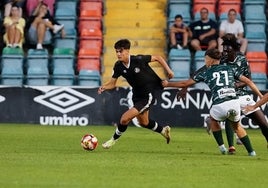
[98, 77, 117, 94]
[239, 75, 263, 98]
[243, 93, 268, 113]
[162, 78, 196, 88]
[151, 55, 174, 79]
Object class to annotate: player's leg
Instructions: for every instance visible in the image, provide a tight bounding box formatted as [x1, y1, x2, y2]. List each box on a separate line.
[240, 95, 268, 147]
[224, 120, 236, 154]
[210, 117, 227, 154]
[211, 119, 227, 154]
[231, 121, 256, 156]
[247, 110, 268, 147]
[102, 107, 139, 149]
[137, 111, 171, 144]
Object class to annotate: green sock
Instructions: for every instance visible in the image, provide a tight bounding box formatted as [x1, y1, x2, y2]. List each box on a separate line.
[212, 130, 224, 146]
[225, 121, 234, 147]
[240, 135, 254, 153]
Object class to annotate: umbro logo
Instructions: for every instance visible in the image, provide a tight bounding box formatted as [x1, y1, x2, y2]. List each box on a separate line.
[34, 88, 95, 113]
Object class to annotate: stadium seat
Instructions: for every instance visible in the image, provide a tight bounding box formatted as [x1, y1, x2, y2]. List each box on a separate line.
[78, 47, 101, 59]
[79, 9, 102, 22]
[54, 37, 77, 50]
[192, 2, 217, 21]
[246, 32, 267, 51]
[251, 73, 267, 90]
[168, 2, 191, 25]
[78, 69, 101, 87]
[249, 61, 267, 74]
[193, 3, 216, 14]
[26, 49, 49, 86]
[53, 48, 75, 58]
[56, 19, 77, 31]
[78, 20, 102, 31]
[51, 66, 75, 86]
[55, 1, 77, 10]
[193, 0, 216, 3]
[244, 21, 267, 33]
[194, 51, 206, 71]
[168, 49, 191, 78]
[51, 48, 75, 86]
[1, 58, 24, 86]
[55, 7, 77, 20]
[1, 47, 24, 86]
[80, 1, 102, 12]
[218, 3, 241, 16]
[246, 51, 267, 63]
[80, 28, 103, 40]
[2, 47, 24, 57]
[79, 40, 102, 55]
[244, 4, 266, 22]
[168, 48, 191, 61]
[77, 58, 101, 72]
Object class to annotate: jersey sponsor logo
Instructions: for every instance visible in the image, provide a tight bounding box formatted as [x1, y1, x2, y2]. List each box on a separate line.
[217, 88, 236, 98]
[34, 87, 95, 113]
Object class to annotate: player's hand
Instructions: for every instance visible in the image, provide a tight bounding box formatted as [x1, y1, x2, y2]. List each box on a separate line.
[161, 80, 169, 87]
[98, 86, 105, 94]
[176, 87, 188, 101]
[167, 71, 174, 80]
[242, 105, 255, 114]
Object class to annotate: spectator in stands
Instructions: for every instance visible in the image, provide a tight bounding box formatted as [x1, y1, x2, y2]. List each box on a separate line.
[4, 0, 25, 17]
[3, 3, 25, 48]
[188, 7, 218, 51]
[26, 0, 55, 17]
[218, 8, 247, 54]
[26, 2, 65, 50]
[169, 14, 188, 50]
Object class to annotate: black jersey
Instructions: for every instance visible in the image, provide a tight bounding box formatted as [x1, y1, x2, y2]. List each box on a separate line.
[112, 55, 163, 98]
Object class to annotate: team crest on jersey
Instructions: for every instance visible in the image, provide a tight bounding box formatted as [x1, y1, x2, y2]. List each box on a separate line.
[134, 67, 140, 73]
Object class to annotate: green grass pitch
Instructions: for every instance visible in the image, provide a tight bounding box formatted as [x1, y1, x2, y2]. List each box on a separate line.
[0, 124, 268, 188]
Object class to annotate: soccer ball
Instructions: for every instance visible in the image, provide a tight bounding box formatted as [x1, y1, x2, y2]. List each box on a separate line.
[81, 134, 98, 151]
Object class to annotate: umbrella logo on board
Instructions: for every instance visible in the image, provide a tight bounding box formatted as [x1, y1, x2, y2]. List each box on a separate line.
[34, 87, 95, 113]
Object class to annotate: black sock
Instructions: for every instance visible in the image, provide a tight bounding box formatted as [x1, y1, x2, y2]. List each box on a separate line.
[240, 135, 254, 153]
[144, 119, 163, 133]
[225, 121, 234, 147]
[113, 123, 128, 140]
[212, 130, 224, 146]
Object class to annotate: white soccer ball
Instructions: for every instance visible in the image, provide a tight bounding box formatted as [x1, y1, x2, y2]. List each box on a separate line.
[81, 134, 98, 151]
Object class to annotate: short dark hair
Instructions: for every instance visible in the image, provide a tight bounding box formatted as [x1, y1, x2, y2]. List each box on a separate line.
[228, 8, 237, 15]
[11, 3, 20, 8]
[205, 48, 221, 60]
[200, 7, 208, 13]
[114, 39, 131, 50]
[175, 14, 183, 19]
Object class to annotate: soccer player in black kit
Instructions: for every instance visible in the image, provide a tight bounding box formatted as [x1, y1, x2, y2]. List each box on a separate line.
[98, 39, 174, 149]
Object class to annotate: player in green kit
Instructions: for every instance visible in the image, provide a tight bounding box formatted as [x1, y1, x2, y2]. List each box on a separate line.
[162, 48, 262, 156]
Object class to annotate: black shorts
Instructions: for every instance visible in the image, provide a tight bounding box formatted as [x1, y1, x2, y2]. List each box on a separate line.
[133, 93, 155, 114]
[200, 36, 216, 46]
